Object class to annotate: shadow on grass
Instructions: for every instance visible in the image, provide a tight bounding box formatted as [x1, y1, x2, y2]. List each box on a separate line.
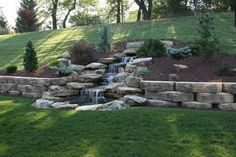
[0, 96, 236, 157]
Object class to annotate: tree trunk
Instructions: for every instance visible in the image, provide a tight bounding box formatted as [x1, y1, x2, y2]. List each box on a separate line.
[52, 0, 58, 30]
[117, 0, 121, 23]
[137, 6, 141, 21]
[135, 0, 152, 20]
[62, 0, 76, 28]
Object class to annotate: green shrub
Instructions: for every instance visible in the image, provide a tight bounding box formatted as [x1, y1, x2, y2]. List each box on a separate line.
[189, 43, 200, 56]
[98, 25, 111, 53]
[195, 13, 219, 61]
[48, 60, 60, 67]
[23, 40, 38, 72]
[138, 39, 166, 57]
[134, 69, 151, 77]
[54, 65, 74, 77]
[166, 47, 192, 60]
[70, 39, 98, 65]
[216, 63, 233, 76]
[6, 65, 17, 73]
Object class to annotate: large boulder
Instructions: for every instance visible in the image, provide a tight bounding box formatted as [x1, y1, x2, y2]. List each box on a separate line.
[70, 64, 86, 72]
[112, 53, 126, 60]
[176, 82, 222, 93]
[122, 95, 147, 106]
[141, 81, 175, 92]
[223, 83, 236, 94]
[75, 104, 103, 111]
[145, 91, 194, 102]
[85, 63, 107, 70]
[117, 87, 143, 95]
[218, 103, 236, 111]
[98, 100, 129, 110]
[78, 74, 103, 83]
[123, 49, 137, 56]
[32, 99, 54, 109]
[146, 99, 178, 107]
[112, 73, 127, 83]
[181, 102, 212, 109]
[42, 92, 66, 102]
[52, 90, 80, 97]
[66, 82, 94, 90]
[51, 102, 78, 109]
[99, 57, 116, 64]
[197, 93, 234, 104]
[126, 76, 142, 88]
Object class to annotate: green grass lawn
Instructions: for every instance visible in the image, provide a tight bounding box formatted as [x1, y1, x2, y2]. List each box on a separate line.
[0, 12, 235, 70]
[0, 96, 236, 157]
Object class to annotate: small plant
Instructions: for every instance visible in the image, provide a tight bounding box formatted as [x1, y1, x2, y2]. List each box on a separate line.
[166, 47, 192, 60]
[195, 13, 219, 61]
[134, 69, 151, 77]
[98, 25, 111, 53]
[48, 60, 60, 67]
[23, 40, 38, 72]
[6, 65, 17, 73]
[70, 39, 98, 65]
[216, 63, 233, 76]
[138, 39, 166, 57]
[53, 65, 74, 77]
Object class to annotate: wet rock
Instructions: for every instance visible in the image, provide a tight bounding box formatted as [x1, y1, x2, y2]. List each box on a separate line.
[78, 74, 103, 83]
[66, 82, 94, 90]
[85, 62, 107, 70]
[113, 73, 127, 83]
[33, 99, 54, 108]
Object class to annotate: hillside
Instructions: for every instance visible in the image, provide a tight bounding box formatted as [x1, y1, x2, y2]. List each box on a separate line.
[0, 12, 235, 70]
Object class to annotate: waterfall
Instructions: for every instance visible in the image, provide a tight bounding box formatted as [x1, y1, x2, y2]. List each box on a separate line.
[80, 88, 105, 104]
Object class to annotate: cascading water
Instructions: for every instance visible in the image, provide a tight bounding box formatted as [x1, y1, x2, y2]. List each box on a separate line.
[72, 56, 133, 105]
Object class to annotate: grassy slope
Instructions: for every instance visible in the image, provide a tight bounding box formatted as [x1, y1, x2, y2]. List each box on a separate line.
[0, 96, 236, 157]
[0, 12, 235, 70]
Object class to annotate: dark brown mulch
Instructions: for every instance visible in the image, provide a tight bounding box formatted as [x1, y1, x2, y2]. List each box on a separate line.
[143, 53, 236, 82]
[0, 65, 59, 78]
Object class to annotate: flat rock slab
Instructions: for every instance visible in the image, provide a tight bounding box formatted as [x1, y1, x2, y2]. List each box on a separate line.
[42, 92, 66, 102]
[75, 104, 103, 111]
[176, 82, 222, 93]
[66, 82, 94, 90]
[78, 74, 103, 83]
[123, 49, 137, 56]
[51, 102, 78, 109]
[85, 63, 107, 70]
[197, 93, 234, 104]
[99, 57, 116, 64]
[33, 99, 54, 109]
[182, 102, 212, 109]
[145, 91, 194, 102]
[117, 87, 143, 95]
[146, 99, 178, 107]
[131, 57, 152, 66]
[141, 81, 175, 91]
[52, 90, 80, 97]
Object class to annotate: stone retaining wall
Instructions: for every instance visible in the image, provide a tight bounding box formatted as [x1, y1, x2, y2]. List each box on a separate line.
[141, 81, 236, 111]
[0, 76, 75, 98]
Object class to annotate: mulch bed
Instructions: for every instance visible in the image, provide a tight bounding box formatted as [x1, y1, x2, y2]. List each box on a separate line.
[143, 53, 236, 82]
[0, 66, 59, 78]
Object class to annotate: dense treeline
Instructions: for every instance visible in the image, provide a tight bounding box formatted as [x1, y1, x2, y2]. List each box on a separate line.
[0, 0, 235, 33]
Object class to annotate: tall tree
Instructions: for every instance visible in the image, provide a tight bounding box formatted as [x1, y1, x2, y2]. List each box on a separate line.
[61, 0, 77, 28]
[0, 8, 7, 29]
[135, 0, 153, 20]
[107, 0, 129, 23]
[16, 0, 39, 32]
[51, 0, 59, 29]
